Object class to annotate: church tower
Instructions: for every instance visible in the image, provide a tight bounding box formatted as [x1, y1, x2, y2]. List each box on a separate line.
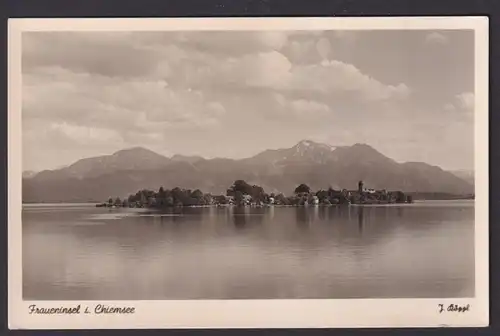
[358, 180, 364, 193]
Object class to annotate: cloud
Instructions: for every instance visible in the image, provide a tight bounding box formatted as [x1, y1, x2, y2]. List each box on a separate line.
[206, 101, 226, 117]
[444, 103, 456, 112]
[26, 31, 411, 101]
[49, 122, 124, 145]
[443, 92, 474, 117]
[455, 92, 474, 111]
[21, 31, 411, 172]
[23, 32, 411, 111]
[20, 30, 474, 172]
[425, 32, 449, 45]
[315, 37, 331, 60]
[272, 93, 332, 118]
[181, 50, 410, 103]
[22, 31, 291, 79]
[22, 63, 230, 160]
[179, 31, 289, 56]
[288, 60, 410, 101]
[205, 51, 293, 89]
[289, 99, 331, 116]
[22, 32, 165, 78]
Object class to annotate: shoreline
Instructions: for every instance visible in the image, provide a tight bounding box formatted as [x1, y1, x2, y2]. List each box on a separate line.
[22, 199, 474, 209]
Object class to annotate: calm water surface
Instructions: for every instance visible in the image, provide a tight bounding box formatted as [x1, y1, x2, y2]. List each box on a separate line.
[23, 201, 475, 300]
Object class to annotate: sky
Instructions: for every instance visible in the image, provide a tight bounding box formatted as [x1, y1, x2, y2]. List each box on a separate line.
[22, 29, 474, 172]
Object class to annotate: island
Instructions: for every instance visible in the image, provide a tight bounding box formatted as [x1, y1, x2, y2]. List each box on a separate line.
[96, 180, 417, 208]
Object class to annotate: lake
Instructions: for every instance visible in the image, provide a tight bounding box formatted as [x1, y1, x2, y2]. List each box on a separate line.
[22, 201, 475, 300]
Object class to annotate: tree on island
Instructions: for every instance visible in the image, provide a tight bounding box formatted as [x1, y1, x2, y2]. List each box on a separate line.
[171, 187, 187, 206]
[123, 186, 216, 208]
[156, 186, 167, 207]
[294, 183, 311, 194]
[234, 190, 244, 205]
[191, 189, 204, 200]
[250, 185, 266, 203]
[214, 195, 228, 205]
[140, 192, 147, 206]
[226, 180, 268, 205]
[203, 193, 213, 205]
[316, 189, 329, 201]
[227, 180, 254, 196]
[395, 191, 406, 203]
[275, 193, 289, 205]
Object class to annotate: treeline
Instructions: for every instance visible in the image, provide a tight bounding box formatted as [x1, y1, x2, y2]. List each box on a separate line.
[98, 179, 413, 208]
[99, 187, 213, 208]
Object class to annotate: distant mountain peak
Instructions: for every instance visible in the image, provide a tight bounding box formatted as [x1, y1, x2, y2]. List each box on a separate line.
[112, 147, 158, 156]
[39, 146, 172, 180]
[352, 142, 369, 147]
[351, 143, 377, 150]
[294, 139, 336, 151]
[22, 170, 38, 179]
[297, 139, 314, 147]
[110, 147, 171, 164]
[296, 139, 323, 146]
[284, 139, 338, 163]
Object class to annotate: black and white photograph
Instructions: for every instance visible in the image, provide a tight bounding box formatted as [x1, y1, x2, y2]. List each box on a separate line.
[8, 17, 489, 329]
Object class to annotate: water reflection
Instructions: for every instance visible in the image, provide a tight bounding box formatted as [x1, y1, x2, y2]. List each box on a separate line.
[295, 207, 310, 230]
[358, 206, 364, 235]
[22, 202, 475, 300]
[230, 206, 265, 229]
[232, 207, 248, 229]
[397, 207, 404, 217]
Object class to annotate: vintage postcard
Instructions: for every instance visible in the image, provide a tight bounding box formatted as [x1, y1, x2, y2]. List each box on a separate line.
[8, 17, 489, 329]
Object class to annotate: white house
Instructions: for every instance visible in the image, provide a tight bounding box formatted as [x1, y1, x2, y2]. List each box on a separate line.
[312, 195, 319, 205]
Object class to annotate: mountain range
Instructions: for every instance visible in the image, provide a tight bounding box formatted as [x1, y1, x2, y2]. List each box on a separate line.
[22, 140, 474, 203]
[450, 169, 475, 186]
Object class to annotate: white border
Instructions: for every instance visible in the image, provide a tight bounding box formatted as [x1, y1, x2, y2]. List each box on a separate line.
[8, 17, 489, 329]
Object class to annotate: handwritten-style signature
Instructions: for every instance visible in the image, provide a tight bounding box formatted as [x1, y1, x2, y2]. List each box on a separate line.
[438, 304, 470, 313]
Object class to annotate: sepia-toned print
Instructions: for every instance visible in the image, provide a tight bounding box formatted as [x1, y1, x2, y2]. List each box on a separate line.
[8, 17, 489, 329]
